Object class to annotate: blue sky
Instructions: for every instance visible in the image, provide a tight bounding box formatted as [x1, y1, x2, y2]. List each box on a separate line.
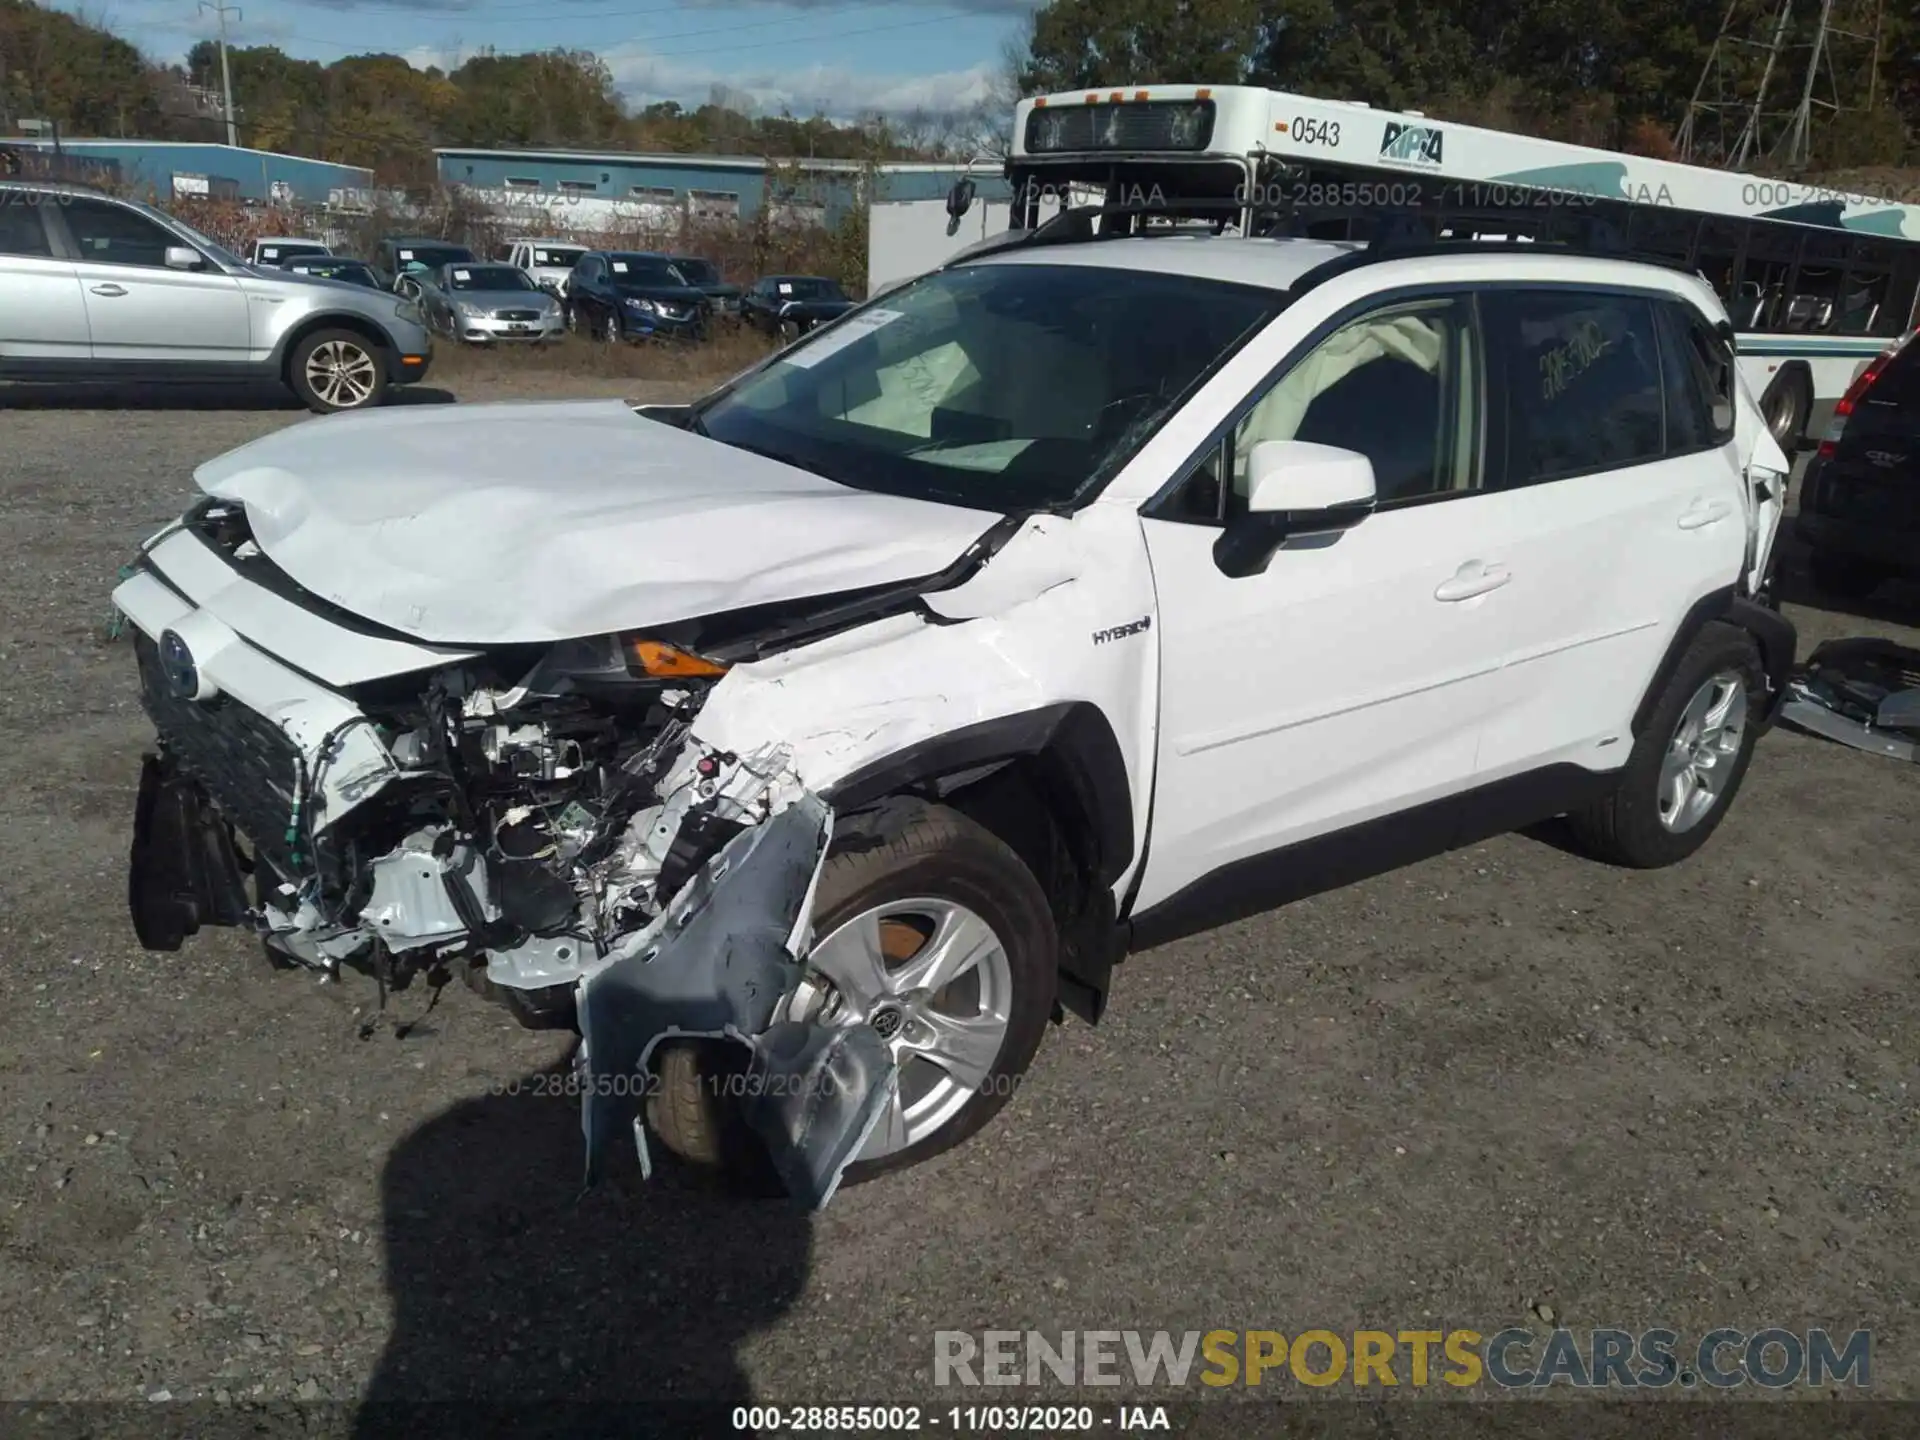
[70, 0, 1035, 119]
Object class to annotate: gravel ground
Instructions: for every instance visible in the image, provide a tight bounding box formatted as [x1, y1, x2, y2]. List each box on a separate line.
[1, 357, 1915, 1426]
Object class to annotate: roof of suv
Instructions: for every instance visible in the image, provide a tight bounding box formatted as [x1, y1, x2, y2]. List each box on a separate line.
[965, 232, 1728, 315]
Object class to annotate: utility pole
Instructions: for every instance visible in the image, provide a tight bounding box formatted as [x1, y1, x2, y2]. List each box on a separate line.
[198, 1, 241, 148]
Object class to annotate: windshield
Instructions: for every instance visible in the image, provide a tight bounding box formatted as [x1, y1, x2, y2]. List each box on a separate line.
[697, 261, 1283, 511]
[608, 255, 685, 288]
[774, 277, 845, 301]
[674, 258, 720, 284]
[261, 242, 326, 262]
[448, 265, 534, 292]
[298, 261, 377, 286]
[396, 245, 471, 272]
[532, 246, 583, 267]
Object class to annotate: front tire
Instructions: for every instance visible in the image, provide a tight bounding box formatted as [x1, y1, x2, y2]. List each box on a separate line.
[288, 328, 387, 413]
[646, 801, 1058, 1187]
[1566, 622, 1764, 868]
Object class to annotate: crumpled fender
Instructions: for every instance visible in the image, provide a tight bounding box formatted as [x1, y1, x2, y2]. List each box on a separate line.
[574, 791, 898, 1208]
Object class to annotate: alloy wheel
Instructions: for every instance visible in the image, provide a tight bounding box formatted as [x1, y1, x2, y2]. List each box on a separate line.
[1658, 671, 1748, 833]
[791, 898, 1013, 1162]
[304, 340, 377, 409]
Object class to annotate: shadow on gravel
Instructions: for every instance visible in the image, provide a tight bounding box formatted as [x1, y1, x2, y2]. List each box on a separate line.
[354, 1055, 809, 1440]
[0, 381, 456, 410]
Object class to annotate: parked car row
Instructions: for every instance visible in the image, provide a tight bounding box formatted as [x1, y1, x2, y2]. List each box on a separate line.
[246, 230, 853, 350]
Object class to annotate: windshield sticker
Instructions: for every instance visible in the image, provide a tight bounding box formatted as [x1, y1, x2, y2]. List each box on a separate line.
[453, 269, 471, 282]
[778, 282, 794, 295]
[612, 261, 629, 273]
[778, 308, 904, 370]
[398, 249, 414, 260]
[261, 247, 280, 258]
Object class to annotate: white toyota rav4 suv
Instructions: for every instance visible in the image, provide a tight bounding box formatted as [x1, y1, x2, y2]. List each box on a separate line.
[114, 217, 1795, 1207]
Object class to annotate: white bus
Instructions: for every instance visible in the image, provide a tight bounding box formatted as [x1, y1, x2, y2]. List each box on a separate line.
[993, 83, 1920, 445]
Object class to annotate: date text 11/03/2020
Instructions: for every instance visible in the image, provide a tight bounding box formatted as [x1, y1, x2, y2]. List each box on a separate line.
[485, 1070, 1024, 1102]
[731, 1405, 1173, 1432]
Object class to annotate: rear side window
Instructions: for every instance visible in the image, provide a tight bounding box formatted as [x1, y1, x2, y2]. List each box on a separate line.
[0, 196, 52, 256]
[1487, 290, 1665, 486]
[1657, 301, 1736, 449]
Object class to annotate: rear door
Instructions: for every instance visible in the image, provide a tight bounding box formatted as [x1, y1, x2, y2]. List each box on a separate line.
[0, 194, 89, 362]
[54, 198, 249, 365]
[1469, 287, 1750, 783]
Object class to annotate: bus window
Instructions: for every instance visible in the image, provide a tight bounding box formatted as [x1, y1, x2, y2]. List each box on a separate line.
[1786, 230, 1848, 332]
[1629, 207, 1698, 264]
[1695, 219, 1746, 312]
[1842, 238, 1895, 336]
[1740, 226, 1802, 331]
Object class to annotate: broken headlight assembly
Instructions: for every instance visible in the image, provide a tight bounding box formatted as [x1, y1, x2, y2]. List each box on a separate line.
[522, 632, 730, 696]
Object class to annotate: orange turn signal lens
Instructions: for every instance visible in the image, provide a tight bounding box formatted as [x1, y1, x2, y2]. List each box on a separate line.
[627, 639, 729, 678]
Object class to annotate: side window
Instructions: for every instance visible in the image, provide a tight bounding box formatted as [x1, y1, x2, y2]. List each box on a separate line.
[1657, 302, 1736, 450]
[0, 196, 53, 257]
[1228, 295, 1481, 509]
[61, 199, 178, 268]
[1486, 290, 1665, 487]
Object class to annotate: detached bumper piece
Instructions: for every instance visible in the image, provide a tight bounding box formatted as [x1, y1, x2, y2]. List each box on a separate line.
[129, 753, 252, 950]
[576, 792, 898, 1209]
[1777, 638, 1920, 763]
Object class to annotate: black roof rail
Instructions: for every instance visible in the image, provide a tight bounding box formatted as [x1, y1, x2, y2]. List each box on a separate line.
[1291, 222, 1705, 297]
[941, 197, 1260, 267]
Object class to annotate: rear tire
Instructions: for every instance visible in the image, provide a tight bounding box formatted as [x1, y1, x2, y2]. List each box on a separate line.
[646, 800, 1059, 1188]
[1566, 622, 1764, 869]
[1761, 373, 1809, 450]
[287, 328, 388, 413]
[1808, 550, 1887, 600]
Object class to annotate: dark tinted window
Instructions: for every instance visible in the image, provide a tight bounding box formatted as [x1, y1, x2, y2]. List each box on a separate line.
[63, 198, 177, 267]
[1489, 291, 1665, 485]
[673, 257, 719, 283]
[607, 254, 681, 285]
[0, 196, 52, 256]
[1657, 302, 1736, 449]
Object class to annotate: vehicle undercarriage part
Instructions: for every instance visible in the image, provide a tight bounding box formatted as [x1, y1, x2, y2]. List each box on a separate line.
[1777, 638, 1920, 763]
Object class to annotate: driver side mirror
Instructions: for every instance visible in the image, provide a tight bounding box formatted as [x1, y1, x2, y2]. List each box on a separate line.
[1214, 440, 1377, 579]
[945, 178, 976, 237]
[164, 245, 202, 271]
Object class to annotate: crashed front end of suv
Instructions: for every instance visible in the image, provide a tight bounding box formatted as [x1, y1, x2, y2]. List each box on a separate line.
[110, 393, 1074, 1210]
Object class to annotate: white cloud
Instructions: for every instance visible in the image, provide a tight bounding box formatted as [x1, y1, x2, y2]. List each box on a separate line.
[394, 42, 1000, 121]
[607, 50, 1002, 119]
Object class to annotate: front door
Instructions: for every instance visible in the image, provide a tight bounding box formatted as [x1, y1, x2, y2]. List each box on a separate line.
[1133, 291, 1518, 918]
[56, 199, 249, 365]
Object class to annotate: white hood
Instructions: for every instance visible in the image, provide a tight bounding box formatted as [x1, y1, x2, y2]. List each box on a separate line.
[194, 399, 996, 646]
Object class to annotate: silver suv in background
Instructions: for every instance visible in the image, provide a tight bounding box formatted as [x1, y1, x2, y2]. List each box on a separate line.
[0, 182, 434, 412]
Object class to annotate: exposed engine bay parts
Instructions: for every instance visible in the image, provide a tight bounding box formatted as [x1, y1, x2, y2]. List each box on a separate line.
[1777, 638, 1920, 764]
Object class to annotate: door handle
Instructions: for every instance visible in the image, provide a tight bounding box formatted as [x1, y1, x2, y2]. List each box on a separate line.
[1677, 499, 1734, 530]
[1434, 561, 1511, 602]
[89, 284, 127, 297]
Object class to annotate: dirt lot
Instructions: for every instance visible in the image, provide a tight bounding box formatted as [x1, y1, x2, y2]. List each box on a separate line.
[1, 347, 1915, 1426]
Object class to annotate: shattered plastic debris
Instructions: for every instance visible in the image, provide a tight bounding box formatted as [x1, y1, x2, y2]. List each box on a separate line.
[1776, 638, 1920, 763]
[574, 790, 898, 1208]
